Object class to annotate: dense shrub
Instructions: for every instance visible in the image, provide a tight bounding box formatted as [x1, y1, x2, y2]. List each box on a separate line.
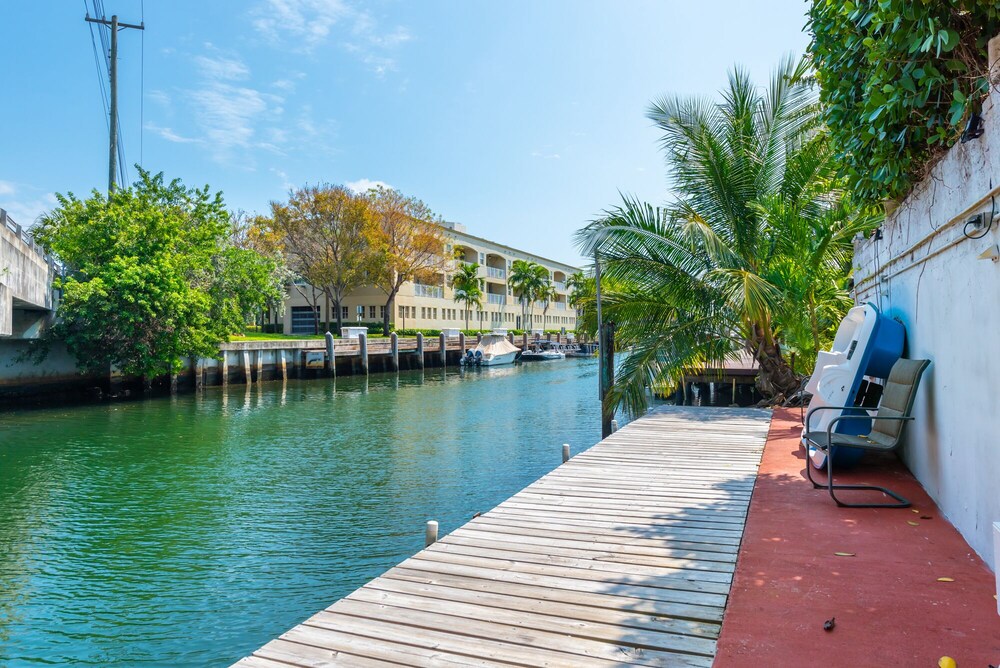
[808, 1, 1000, 202]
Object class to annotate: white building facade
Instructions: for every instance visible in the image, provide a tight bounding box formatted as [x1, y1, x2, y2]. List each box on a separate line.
[280, 221, 581, 334]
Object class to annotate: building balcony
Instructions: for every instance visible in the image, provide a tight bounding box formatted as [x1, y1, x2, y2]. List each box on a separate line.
[555, 302, 567, 310]
[553, 281, 567, 292]
[413, 284, 444, 299]
[486, 266, 506, 280]
[486, 293, 506, 305]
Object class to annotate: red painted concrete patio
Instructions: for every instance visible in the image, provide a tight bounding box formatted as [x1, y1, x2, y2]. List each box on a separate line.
[716, 408, 1000, 667]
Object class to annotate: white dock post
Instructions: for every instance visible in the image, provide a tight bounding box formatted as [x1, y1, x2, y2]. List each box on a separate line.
[425, 520, 439, 547]
[242, 350, 251, 384]
[611, 419, 619, 433]
[279, 349, 287, 381]
[390, 332, 399, 371]
[415, 332, 425, 369]
[562, 443, 570, 463]
[458, 332, 466, 355]
[359, 332, 369, 374]
[439, 332, 447, 366]
[256, 350, 263, 382]
[221, 352, 229, 386]
[325, 331, 335, 377]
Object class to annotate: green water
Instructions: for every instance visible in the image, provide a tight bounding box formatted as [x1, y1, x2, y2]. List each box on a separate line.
[0, 360, 611, 667]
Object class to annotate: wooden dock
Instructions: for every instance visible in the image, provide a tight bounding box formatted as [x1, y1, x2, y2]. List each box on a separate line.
[233, 406, 771, 667]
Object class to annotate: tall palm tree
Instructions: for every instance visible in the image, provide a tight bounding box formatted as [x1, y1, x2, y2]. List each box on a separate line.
[508, 259, 547, 331]
[451, 262, 484, 331]
[538, 283, 557, 330]
[576, 56, 879, 414]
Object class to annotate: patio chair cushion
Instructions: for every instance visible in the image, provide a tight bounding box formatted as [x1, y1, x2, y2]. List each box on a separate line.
[805, 430, 897, 451]
[872, 358, 930, 442]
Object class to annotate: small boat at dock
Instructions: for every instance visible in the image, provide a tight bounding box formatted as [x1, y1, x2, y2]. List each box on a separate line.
[519, 340, 567, 361]
[461, 333, 520, 366]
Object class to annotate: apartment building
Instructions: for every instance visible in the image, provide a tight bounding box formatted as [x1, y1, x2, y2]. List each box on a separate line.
[280, 221, 581, 334]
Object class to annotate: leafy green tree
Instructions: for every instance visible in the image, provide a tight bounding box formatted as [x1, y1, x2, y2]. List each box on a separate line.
[268, 184, 373, 333]
[451, 262, 484, 331]
[364, 186, 447, 336]
[33, 169, 239, 377]
[566, 271, 594, 332]
[508, 259, 549, 331]
[577, 57, 879, 414]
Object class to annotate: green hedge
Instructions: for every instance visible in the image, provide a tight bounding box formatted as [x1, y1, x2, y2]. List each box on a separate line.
[808, 1, 1000, 202]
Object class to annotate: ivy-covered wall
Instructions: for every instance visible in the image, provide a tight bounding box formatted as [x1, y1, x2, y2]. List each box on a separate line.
[808, 1, 1000, 203]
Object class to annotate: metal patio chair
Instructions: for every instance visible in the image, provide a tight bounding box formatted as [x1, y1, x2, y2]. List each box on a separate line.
[803, 358, 930, 508]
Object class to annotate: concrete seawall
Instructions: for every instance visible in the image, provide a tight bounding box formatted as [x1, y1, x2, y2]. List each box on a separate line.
[0, 333, 579, 405]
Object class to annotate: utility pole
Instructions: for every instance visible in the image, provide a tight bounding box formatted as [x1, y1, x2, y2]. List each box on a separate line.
[595, 251, 615, 438]
[85, 13, 144, 194]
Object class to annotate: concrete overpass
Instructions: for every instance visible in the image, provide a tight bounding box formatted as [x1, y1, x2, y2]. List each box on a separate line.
[1, 208, 58, 338]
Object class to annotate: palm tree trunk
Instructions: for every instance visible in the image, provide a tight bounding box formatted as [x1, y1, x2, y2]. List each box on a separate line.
[748, 324, 799, 401]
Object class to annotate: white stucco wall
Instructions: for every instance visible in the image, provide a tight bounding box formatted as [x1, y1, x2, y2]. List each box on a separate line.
[853, 83, 1000, 570]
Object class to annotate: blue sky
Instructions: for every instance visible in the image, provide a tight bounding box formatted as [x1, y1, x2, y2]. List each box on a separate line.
[1, 1, 810, 265]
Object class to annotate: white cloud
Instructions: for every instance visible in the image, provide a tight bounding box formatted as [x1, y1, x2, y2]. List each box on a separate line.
[346, 178, 391, 193]
[3, 193, 57, 227]
[252, 0, 350, 48]
[193, 54, 250, 81]
[147, 90, 171, 107]
[144, 122, 203, 144]
[531, 150, 562, 160]
[0, 180, 15, 196]
[250, 0, 411, 74]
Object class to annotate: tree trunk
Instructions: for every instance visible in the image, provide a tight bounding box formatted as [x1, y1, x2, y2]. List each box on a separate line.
[748, 325, 800, 401]
[334, 297, 343, 334]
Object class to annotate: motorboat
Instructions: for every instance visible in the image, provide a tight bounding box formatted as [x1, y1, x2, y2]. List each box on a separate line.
[519, 340, 567, 361]
[460, 333, 520, 366]
[801, 303, 904, 469]
[565, 343, 597, 358]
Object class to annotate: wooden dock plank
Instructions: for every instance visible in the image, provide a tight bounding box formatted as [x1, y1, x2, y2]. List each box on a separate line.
[235, 405, 770, 667]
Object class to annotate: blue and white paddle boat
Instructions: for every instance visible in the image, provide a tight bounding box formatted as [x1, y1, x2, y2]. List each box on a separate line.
[802, 303, 904, 469]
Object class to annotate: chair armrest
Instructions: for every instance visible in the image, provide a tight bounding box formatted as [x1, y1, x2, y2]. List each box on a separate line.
[805, 404, 869, 431]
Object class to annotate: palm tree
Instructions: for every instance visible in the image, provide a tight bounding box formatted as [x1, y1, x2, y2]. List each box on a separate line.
[451, 262, 484, 331]
[538, 282, 557, 330]
[508, 259, 547, 331]
[576, 56, 879, 414]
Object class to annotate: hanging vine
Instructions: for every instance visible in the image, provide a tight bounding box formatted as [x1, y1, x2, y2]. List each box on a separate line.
[808, 1, 1000, 203]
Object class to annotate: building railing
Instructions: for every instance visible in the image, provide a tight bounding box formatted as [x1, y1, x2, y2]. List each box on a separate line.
[553, 281, 567, 292]
[413, 283, 444, 299]
[555, 302, 567, 310]
[486, 266, 506, 279]
[1, 207, 64, 275]
[487, 293, 506, 305]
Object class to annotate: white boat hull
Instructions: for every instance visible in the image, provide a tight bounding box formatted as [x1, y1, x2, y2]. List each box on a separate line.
[480, 351, 518, 366]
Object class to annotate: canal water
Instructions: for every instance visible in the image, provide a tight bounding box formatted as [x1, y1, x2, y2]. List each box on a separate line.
[0, 359, 620, 666]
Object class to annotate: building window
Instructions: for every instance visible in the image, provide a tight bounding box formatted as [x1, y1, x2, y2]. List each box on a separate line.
[398, 305, 405, 319]
[369, 305, 376, 319]
[342, 306, 348, 319]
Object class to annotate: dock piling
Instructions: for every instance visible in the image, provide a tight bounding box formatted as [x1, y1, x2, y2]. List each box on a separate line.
[611, 419, 619, 433]
[221, 352, 229, 386]
[562, 443, 570, 463]
[458, 332, 466, 356]
[415, 333, 425, 369]
[255, 350, 263, 382]
[242, 350, 251, 383]
[439, 333, 447, 366]
[390, 332, 399, 371]
[325, 332, 335, 377]
[359, 333, 369, 374]
[279, 350, 287, 381]
[424, 520, 438, 547]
